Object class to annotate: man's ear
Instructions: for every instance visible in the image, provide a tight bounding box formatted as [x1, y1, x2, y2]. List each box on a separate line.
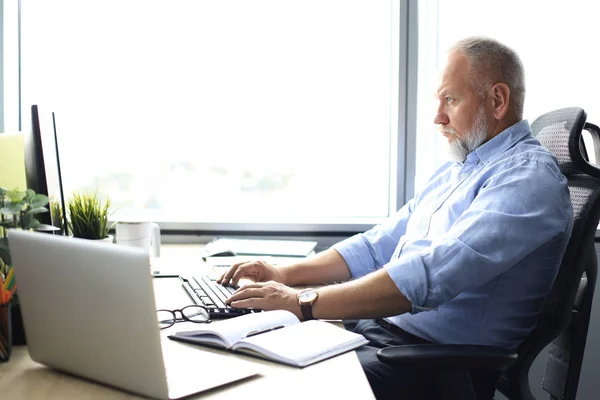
[489, 82, 511, 120]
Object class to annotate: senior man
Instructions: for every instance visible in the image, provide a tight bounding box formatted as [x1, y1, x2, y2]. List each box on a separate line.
[219, 37, 573, 399]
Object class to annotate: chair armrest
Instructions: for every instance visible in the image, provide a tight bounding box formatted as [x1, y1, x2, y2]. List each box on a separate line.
[377, 344, 517, 370]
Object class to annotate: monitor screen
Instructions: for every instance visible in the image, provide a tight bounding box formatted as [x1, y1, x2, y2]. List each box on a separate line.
[24, 105, 66, 233]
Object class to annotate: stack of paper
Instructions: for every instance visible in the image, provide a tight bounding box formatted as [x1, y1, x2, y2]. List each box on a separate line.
[204, 238, 318, 258]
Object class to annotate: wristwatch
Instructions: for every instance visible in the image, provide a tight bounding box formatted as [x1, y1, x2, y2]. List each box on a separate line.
[297, 288, 319, 321]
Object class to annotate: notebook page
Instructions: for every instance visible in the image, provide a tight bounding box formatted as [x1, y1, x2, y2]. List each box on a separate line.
[233, 320, 368, 367]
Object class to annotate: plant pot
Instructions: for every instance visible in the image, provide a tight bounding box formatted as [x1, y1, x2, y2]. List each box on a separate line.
[72, 235, 113, 243]
[100, 235, 114, 244]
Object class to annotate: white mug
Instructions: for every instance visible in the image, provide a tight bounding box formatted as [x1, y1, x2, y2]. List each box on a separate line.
[116, 221, 161, 257]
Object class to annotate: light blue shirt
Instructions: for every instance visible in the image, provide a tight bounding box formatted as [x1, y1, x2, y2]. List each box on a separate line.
[334, 120, 573, 349]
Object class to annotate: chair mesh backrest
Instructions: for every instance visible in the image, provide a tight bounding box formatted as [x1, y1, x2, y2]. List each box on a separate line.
[531, 107, 600, 327]
[533, 107, 600, 178]
[498, 108, 600, 399]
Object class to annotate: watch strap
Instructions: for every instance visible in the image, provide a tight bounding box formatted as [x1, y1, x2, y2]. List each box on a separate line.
[300, 303, 314, 321]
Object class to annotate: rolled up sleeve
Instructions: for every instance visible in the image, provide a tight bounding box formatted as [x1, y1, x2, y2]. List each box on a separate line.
[333, 198, 416, 279]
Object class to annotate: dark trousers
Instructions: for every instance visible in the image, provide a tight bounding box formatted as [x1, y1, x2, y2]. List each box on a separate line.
[344, 319, 499, 400]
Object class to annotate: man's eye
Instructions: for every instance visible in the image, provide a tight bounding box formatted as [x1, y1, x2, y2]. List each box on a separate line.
[446, 97, 453, 103]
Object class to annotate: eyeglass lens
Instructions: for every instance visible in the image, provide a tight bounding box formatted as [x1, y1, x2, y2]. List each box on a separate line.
[157, 305, 210, 329]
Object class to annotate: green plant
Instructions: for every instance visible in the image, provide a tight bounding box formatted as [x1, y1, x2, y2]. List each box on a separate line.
[67, 191, 114, 240]
[0, 187, 49, 269]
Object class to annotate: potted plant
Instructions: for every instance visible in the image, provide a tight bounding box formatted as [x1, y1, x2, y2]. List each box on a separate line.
[0, 187, 50, 348]
[67, 191, 115, 241]
[0, 187, 50, 270]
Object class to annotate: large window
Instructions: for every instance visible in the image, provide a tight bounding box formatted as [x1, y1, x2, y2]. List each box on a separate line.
[19, 0, 402, 230]
[14, 1, 598, 233]
[416, 0, 600, 192]
[1, 1, 19, 133]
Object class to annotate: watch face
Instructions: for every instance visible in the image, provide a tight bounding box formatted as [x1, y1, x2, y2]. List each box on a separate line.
[299, 289, 318, 303]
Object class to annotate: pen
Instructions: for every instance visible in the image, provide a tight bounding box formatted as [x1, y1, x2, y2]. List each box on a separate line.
[6, 275, 15, 292]
[244, 325, 286, 338]
[3, 268, 14, 291]
[5, 285, 16, 304]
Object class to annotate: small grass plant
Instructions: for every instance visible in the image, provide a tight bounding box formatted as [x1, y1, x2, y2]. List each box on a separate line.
[67, 192, 114, 240]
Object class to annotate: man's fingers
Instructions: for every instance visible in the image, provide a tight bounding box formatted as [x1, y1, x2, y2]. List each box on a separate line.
[217, 261, 247, 284]
[228, 284, 273, 310]
[217, 265, 237, 284]
[235, 282, 266, 290]
[229, 298, 266, 310]
[230, 262, 262, 286]
[227, 286, 266, 305]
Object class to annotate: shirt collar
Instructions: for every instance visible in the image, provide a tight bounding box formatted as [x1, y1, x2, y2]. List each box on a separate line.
[469, 120, 532, 165]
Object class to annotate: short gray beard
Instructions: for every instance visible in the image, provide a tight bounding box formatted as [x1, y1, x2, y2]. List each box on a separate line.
[445, 105, 489, 162]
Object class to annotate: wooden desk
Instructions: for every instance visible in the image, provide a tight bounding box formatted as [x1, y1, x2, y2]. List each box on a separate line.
[0, 245, 375, 399]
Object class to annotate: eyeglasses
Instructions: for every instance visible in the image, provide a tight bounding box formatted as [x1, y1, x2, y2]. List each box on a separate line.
[156, 305, 211, 329]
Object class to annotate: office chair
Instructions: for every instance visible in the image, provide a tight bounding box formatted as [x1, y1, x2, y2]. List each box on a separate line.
[377, 107, 600, 400]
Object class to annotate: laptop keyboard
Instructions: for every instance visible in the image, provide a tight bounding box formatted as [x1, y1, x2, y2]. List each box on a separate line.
[180, 274, 261, 318]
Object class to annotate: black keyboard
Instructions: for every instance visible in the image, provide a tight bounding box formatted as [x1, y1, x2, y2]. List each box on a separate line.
[180, 274, 261, 318]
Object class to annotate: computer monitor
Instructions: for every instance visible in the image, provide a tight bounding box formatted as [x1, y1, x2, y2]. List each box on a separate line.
[24, 105, 67, 233]
[51, 111, 69, 234]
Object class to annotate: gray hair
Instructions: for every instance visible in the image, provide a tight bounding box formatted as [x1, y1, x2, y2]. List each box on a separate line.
[450, 37, 525, 119]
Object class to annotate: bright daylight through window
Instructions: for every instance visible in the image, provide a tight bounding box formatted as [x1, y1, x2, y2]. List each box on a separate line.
[415, 0, 600, 192]
[20, 0, 400, 228]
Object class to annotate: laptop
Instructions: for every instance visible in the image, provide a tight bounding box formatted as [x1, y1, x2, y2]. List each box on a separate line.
[8, 230, 259, 399]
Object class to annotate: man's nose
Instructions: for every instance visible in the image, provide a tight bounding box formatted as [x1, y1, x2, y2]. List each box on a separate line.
[434, 111, 448, 126]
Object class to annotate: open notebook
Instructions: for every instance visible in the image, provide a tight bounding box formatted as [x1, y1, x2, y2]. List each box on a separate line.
[169, 310, 368, 367]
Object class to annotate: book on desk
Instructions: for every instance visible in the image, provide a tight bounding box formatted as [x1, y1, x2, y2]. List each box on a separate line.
[203, 238, 318, 259]
[168, 310, 368, 367]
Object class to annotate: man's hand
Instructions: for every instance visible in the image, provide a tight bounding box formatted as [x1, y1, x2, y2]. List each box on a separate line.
[217, 260, 286, 286]
[225, 281, 303, 320]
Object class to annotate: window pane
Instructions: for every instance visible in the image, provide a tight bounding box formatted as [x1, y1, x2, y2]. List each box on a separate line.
[416, 0, 600, 192]
[2, 0, 19, 132]
[21, 0, 398, 224]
